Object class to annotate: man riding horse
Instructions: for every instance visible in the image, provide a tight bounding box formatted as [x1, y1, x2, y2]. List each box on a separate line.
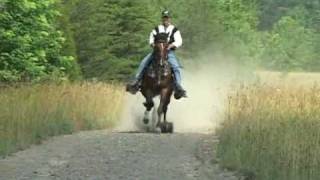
[126, 10, 187, 99]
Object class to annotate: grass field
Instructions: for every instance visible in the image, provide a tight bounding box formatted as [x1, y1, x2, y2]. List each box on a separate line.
[217, 72, 320, 180]
[0, 82, 125, 157]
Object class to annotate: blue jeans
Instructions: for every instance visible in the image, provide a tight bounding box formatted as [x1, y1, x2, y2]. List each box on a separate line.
[135, 51, 182, 87]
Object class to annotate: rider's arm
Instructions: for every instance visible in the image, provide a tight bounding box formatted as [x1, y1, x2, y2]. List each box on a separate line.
[149, 29, 157, 47]
[172, 30, 182, 48]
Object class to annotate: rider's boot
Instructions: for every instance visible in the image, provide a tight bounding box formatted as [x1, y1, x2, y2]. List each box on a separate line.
[174, 83, 187, 99]
[126, 78, 141, 94]
[172, 67, 187, 99]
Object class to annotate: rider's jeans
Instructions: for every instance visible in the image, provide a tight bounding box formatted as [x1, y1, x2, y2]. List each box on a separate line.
[135, 50, 182, 87]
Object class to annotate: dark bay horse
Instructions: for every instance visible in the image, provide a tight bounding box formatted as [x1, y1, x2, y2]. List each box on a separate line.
[141, 33, 174, 133]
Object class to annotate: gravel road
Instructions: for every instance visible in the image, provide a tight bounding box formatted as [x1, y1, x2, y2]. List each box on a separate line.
[0, 131, 239, 180]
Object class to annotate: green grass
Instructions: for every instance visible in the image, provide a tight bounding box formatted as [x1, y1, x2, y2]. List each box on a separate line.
[0, 82, 124, 157]
[217, 83, 320, 180]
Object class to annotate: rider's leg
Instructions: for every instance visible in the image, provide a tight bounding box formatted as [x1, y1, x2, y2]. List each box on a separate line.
[127, 53, 153, 93]
[135, 53, 153, 80]
[167, 51, 187, 98]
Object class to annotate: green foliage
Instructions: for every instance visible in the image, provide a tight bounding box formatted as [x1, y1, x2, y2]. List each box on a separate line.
[258, 0, 320, 30]
[256, 1, 320, 71]
[0, 0, 77, 82]
[213, 0, 264, 66]
[69, 0, 155, 81]
[2, 0, 319, 82]
[152, 0, 223, 55]
[261, 16, 318, 71]
[56, 0, 82, 80]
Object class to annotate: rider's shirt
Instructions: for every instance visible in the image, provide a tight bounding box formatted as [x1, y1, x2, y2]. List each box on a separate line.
[149, 24, 183, 48]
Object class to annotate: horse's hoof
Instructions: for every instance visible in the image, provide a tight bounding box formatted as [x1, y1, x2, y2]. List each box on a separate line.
[167, 122, 174, 133]
[155, 127, 161, 133]
[160, 124, 167, 133]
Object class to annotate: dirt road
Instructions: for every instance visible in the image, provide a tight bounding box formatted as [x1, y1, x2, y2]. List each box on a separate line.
[0, 131, 239, 180]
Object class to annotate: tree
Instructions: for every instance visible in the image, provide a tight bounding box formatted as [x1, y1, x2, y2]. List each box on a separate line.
[70, 0, 155, 80]
[262, 16, 318, 71]
[57, 0, 82, 80]
[0, 0, 76, 82]
[60, 0, 320, 78]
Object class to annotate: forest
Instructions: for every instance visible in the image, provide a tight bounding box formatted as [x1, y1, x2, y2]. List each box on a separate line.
[0, 0, 319, 82]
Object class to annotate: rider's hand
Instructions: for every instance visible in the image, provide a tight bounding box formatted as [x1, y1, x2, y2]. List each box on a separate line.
[167, 44, 175, 50]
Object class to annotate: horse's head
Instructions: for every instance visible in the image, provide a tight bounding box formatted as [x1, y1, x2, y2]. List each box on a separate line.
[153, 33, 169, 66]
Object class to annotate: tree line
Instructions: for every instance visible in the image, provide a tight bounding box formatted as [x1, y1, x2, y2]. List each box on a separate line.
[0, 0, 319, 82]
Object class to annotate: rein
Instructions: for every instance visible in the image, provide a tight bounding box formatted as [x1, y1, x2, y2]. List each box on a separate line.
[153, 42, 168, 66]
[152, 42, 170, 85]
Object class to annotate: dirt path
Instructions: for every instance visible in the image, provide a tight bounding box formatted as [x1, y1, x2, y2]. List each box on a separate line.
[0, 131, 239, 180]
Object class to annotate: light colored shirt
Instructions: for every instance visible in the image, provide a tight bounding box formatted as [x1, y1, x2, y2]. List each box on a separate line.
[149, 24, 183, 48]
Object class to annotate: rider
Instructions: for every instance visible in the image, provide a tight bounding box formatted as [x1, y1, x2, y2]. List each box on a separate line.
[126, 10, 187, 99]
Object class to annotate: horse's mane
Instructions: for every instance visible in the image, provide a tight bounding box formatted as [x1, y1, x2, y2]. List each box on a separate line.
[154, 33, 168, 43]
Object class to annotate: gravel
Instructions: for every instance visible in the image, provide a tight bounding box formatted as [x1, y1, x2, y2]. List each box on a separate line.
[0, 131, 240, 180]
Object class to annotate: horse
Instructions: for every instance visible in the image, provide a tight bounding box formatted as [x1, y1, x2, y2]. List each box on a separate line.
[140, 33, 174, 133]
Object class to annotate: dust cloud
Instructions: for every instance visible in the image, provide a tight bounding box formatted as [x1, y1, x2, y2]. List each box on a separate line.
[115, 54, 244, 133]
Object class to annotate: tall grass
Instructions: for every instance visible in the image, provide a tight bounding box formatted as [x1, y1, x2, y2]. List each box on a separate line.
[0, 82, 124, 157]
[217, 83, 320, 180]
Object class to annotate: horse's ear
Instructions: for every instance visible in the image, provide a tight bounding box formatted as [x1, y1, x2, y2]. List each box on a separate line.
[155, 33, 169, 43]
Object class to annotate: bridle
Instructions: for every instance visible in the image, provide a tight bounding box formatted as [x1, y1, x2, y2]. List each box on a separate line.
[154, 41, 168, 67]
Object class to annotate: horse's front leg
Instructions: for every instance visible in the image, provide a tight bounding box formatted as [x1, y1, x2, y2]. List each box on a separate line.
[162, 90, 172, 124]
[142, 90, 154, 124]
[157, 88, 172, 126]
[156, 105, 163, 127]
